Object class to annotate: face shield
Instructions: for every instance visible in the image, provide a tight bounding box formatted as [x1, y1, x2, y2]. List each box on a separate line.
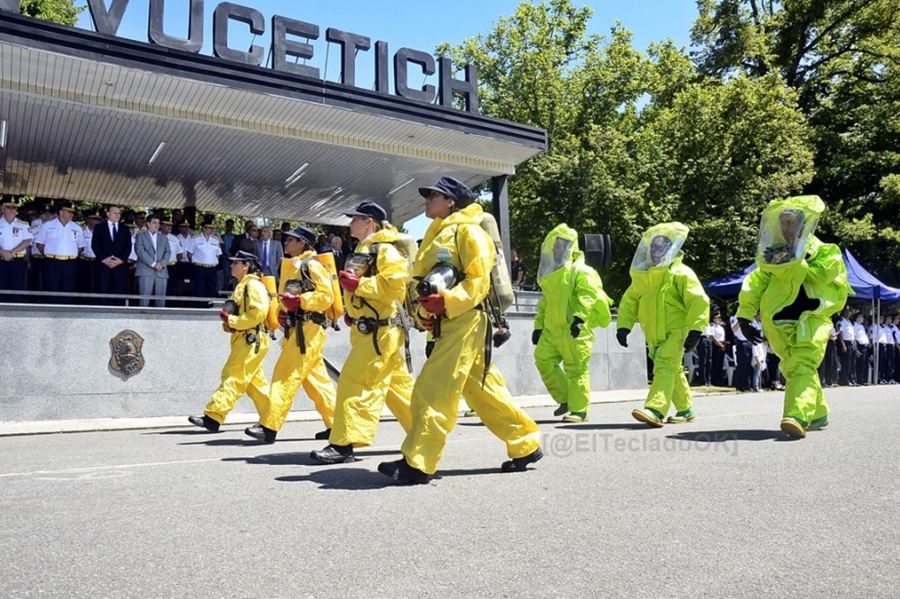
[537, 225, 578, 282]
[756, 197, 822, 266]
[630, 222, 688, 271]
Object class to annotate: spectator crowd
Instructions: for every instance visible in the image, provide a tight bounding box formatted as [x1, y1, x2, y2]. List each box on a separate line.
[0, 199, 356, 307]
[684, 306, 900, 390]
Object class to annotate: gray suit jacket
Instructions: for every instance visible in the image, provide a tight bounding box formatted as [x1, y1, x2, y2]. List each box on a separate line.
[255, 239, 284, 277]
[135, 230, 172, 279]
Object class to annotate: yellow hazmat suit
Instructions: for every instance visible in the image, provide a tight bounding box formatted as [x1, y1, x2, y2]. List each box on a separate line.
[618, 223, 710, 425]
[330, 225, 414, 447]
[400, 203, 542, 475]
[204, 274, 271, 424]
[737, 195, 851, 437]
[261, 251, 336, 432]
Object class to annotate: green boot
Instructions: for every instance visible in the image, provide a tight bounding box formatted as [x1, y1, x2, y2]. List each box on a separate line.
[807, 415, 830, 431]
[632, 407, 664, 428]
[780, 417, 806, 439]
[553, 403, 568, 417]
[562, 411, 587, 423]
[666, 407, 696, 424]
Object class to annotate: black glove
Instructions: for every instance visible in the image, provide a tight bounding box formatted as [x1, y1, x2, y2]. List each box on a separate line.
[570, 316, 584, 338]
[425, 340, 435, 359]
[616, 328, 630, 348]
[531, 329, 542, 346]
[737, 317, 763, 344]
[684, 330, 702, 352]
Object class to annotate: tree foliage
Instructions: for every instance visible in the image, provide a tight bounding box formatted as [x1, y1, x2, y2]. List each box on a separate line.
[441, 0, 818, 295]
[18, 0, 83, 27]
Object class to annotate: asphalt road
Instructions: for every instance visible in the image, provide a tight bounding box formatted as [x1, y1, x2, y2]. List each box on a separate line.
[1, 387, 898, 598]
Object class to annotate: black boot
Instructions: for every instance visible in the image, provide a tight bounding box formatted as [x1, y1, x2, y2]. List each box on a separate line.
[188, 415, 220, 432]
[244, 424, 277, 444]
[501, 447, 543, 472]
[377, 458, 431, 485]
[310, 444, 355, 464]
[314, 428, 332, 441]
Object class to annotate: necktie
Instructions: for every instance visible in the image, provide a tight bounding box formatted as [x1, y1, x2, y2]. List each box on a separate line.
[113, 223, 117, 241]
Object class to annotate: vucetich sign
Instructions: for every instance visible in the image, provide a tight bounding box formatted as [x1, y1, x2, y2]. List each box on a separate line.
[0, 0, 480, 113]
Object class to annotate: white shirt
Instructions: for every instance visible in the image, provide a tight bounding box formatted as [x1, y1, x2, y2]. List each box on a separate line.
[190, 234, 222, 266]
[177, 233, 193, 261]
[128, 233, 137, 262]
[81, 226, 96, 258]
[854, 323, 870, 346]
[167, 234, 182, 265]
[711, 323, 726, 343]
[730, 316, 747, 342]
[871, 324, 889, 345]
[702, 324, 714, 337]
[147, 231, 158, 252]
[0, 216, 33, 252]
[34, 218, 85, 257]
[830, 325, 838, 341]
[29, 219, 47, 256]
[108, 221, 121, 241]
[839, 318, 855, 342]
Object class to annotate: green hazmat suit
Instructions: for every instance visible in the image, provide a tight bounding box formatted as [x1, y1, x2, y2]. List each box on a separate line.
[533, 224, 613, 416]
[618, 222, 710, 422]
[400, 203, 542, 475]
[737, 196, 851, 432]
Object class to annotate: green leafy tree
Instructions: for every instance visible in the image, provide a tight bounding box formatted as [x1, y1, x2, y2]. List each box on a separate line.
[691, 0, 900, 281]
[19, 0, 83, 26]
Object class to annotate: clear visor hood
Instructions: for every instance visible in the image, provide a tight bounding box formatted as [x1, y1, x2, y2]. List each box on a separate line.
[757, 207, 818, 266]
[537, 235, 575, 282]
[630, 223, 688, 271]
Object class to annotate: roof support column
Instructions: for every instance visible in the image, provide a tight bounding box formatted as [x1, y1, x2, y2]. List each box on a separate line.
[491, 175, 511, 270]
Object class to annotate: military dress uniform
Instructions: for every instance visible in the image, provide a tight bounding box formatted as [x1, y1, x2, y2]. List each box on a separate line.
[34, 210, 85, 300]
[190, 233, 222, 301]
[0, 205, 33, 301]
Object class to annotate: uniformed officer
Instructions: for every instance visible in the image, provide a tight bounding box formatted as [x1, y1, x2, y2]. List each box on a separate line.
[0, 200, 33, 302]
[34, 204, 84, 302]
[837, 307, 856, 385]
[853, 313, 871, 385]
[189, 221, 222, 304]
[27, 204, 53, 295]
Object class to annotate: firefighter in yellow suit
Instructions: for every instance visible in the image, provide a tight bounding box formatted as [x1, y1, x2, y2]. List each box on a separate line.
[378, 177, 543, 484]
[311, 201, 414, 464]
[245, 226, 335, 444]
[188, 251, 270, 432]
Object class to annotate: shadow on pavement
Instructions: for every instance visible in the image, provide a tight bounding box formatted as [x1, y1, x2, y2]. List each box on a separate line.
[179, 438, 258, 447]
[435, 467, 507, 478]
[276, 468, 395, 490]
[556, 423, 648, 431]
[667, 429, 796, 443]
[223, 452, 324, 466]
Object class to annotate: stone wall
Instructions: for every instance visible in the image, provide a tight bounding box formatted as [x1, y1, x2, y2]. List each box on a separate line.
[0, 305, 646, 421]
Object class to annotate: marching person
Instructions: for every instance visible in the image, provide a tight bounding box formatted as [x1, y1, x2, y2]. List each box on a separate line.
[311, 201, 414, 464]
[736, 196, 851, 438]
[532, 223, 613, 423]
[0, 199, 33, 302]
[245, 225, 336, 444]
[188, 250, 271, 432]
[617, 222, 710, 427]
[378, 176, 542, 484]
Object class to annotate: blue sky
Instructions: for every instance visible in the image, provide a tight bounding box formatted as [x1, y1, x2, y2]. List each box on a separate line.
[74, 1, 699, 236]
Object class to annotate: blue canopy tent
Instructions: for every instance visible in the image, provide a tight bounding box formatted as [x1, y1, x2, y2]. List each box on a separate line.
[703, 249, 900, 379]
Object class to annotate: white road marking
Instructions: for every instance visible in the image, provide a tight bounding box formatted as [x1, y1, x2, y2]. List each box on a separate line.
[0, 457, 221, 479]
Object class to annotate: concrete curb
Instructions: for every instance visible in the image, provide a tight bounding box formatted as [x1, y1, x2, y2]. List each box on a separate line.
[0, 387, 737, 436]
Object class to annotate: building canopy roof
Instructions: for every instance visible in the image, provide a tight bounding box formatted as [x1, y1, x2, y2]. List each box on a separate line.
[0, 14, 546, 225]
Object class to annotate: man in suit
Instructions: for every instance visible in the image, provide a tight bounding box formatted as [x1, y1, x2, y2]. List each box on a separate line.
[134, 214, 172, 307]
[92, 205, 132, 305]
[255, 226, 283, 281]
